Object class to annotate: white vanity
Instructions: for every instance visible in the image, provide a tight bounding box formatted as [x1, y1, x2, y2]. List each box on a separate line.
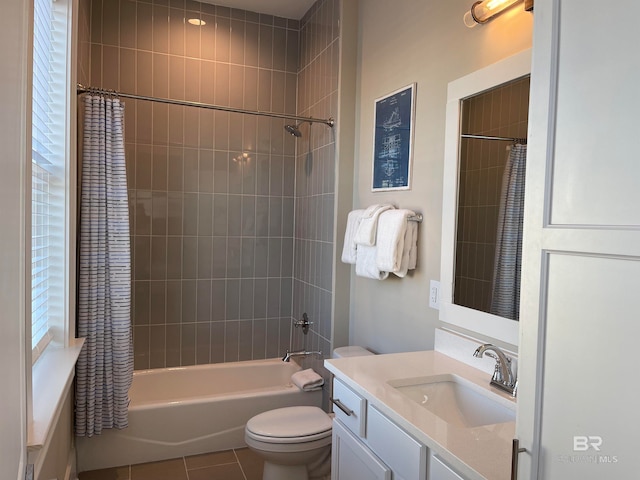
[325, 348, 516, 480]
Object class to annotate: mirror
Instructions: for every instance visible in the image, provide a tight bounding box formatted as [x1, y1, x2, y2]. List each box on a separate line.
[454, 76, 530, 321]
[440, 50, 531, 346]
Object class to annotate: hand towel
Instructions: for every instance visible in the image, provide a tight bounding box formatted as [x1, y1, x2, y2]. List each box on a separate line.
[355, 244, 389, 280]
[375, 209, 414, 273]
[291, 368, 325, 392]
[393, 221, 418, 278]
[341, 209, 365, 264]
[354, 204, 394, 246]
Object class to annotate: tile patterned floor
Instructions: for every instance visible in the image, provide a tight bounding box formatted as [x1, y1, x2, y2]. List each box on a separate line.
[78, 448, 264, 480]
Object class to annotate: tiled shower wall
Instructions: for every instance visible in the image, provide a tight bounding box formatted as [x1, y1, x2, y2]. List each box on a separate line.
[83, 0, 304, 369]
[454, 76, 530, 313]
[291, 0, 340, 369]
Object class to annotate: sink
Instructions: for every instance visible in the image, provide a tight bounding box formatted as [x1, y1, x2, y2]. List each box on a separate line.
[388, 374, 515, 428]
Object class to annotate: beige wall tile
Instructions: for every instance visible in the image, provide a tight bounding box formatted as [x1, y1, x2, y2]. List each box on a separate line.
[136, 50, 153, 96]
[244, 22, 259, 67]
[101, 0, 120, 46]
[152, 53, 169, 97]
[168, 8, 185, 56]
[119, 0, 136, 49]
[215, 16, 230, 62]
[229, 65, 244, 110]
[152, 103, 169, 145]
[152, 5, 169, 54]
[119, 48, 136, 93]
[200, 61, 215, 104]
[184, 58, 200, 102]
[184, 16, 201, 58]
[272, 27, 287, 72]
[200, 14, 216, 61]
[168, 55, 185, 100]
[136, 2, 153, 51]
[168, 105, 184, 146]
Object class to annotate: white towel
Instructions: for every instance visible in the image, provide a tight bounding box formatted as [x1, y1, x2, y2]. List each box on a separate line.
[355, 244, 389, 280]
[354, 204, 394, 246]
[393, 221, 418, 278]
[375, 209, 414, 273]
[341, 209, 365, 264]
[291, 368, 325, 392]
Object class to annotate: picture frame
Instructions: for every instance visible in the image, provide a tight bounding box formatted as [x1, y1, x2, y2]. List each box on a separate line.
[371, 83, 416, 191]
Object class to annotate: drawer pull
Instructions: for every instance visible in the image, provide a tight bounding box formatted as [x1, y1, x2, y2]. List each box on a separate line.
[331, 397, 354, 416]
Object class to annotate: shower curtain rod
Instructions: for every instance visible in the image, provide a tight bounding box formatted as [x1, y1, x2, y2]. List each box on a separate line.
[76, 84, 335, 127]
[461, 133, 527, 144]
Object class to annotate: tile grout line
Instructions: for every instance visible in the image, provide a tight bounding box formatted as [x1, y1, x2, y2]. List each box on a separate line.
[232, 448, 249, 480]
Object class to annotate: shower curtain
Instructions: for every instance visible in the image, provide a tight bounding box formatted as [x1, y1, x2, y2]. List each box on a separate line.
[75, 95, 133, 436]
[490, 144, 527, 321]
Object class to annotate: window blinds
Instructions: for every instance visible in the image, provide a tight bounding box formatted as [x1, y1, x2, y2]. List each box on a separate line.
[32, 0, 65, 359]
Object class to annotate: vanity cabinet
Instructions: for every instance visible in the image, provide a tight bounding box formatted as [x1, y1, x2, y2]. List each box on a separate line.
[331, 378, 429, 480]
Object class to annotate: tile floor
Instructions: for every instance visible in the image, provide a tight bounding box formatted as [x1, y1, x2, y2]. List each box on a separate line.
[77, 448, 263, 480]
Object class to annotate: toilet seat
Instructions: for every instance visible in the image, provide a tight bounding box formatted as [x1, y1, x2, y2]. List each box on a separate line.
[245, 406, 332, 445]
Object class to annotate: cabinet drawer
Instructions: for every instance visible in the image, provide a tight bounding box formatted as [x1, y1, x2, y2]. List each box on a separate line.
[429, 454, 465, 480]
[367, 406, 427, 480]
[331, 378, 366, 437]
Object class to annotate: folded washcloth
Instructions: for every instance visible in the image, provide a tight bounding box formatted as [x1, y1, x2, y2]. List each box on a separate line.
[375, 209, 414, 273]
[393, 221, 418, 278]
[291, 368, 325, 392]
[355, 244, 389, 280]
[341, 209, 365, 264]
[354, 204, 395, 246]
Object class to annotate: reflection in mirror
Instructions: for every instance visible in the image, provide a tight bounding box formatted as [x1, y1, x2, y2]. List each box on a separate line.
[454, 76, 530, 321]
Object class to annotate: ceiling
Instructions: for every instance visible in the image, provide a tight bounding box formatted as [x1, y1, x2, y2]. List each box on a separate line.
[200, 0, 316, 20]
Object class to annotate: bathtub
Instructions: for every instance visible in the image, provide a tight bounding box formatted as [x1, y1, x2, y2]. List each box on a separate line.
[76, 358, 323, 472]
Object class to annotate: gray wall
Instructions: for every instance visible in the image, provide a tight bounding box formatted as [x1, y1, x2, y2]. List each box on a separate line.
[350, 0, 533, 353]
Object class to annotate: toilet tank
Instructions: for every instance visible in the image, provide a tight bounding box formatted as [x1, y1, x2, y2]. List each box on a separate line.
[332, 346, 374, 358]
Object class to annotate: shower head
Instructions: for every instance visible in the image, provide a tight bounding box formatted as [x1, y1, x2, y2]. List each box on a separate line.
[284, 123, 303, 137]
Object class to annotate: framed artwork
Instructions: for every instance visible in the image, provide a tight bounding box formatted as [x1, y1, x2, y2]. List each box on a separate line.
[371, 83, 416, 191]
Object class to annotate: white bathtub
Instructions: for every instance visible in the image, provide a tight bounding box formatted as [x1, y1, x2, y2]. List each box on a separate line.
[76, 358, 323, 472]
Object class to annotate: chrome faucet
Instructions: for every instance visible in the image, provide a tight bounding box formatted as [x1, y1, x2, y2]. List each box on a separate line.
[282, 349, 322, 362]
[473, 344, 517, 397]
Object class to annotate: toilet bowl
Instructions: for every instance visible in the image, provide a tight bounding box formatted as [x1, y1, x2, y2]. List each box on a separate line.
[245, 347, 374, 480]
[245, 406, 333, 480]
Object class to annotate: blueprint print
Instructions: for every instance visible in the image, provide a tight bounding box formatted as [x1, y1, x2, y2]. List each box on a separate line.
[372, 84, 414, 191]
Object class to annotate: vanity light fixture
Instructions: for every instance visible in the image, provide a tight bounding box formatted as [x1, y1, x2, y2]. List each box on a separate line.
[463, 0, 533, 27]
[187, 18, 206, 26]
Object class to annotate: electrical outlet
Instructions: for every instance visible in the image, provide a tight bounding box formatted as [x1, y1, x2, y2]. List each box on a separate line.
[429, 280, 440, 309]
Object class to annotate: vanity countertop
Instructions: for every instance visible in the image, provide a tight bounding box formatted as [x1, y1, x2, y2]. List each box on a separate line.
[325, 350, 517, 480]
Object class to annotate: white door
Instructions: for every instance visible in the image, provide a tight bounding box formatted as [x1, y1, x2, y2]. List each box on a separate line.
[517, 1, 640, 478]
[1, 0, 30, 478]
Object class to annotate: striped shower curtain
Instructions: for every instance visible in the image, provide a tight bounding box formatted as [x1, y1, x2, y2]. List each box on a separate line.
[75, 95, 133, 436]
[490, 144, 527, 321]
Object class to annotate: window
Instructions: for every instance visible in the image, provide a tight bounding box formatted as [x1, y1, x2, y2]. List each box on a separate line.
[31, 0, 69, 363]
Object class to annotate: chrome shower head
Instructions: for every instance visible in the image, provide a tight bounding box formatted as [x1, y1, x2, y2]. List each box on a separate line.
[284, 124, 302, 137]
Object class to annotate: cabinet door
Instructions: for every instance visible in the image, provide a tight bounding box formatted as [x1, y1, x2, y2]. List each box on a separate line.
[518, 1, 640, 478]
[332, 419, 391, 480]
[429, 454, 465, 480]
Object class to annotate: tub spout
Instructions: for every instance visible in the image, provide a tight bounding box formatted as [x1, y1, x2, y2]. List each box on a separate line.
[282, 349, 322, 362]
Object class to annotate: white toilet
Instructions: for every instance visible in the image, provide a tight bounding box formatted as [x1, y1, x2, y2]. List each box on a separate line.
[244, 346, 373, 480]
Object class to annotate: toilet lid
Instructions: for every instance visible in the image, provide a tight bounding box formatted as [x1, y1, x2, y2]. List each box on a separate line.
[246, 406, 332, 439]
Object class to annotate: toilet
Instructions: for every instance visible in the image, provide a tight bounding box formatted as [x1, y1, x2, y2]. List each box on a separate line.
[244, 346, 374, 480]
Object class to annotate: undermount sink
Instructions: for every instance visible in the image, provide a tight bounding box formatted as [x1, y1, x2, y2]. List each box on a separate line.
[388, 374, 516, 428]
